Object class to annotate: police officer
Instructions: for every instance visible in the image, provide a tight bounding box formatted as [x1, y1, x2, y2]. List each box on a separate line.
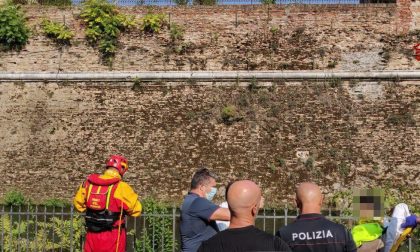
[276, 182, 357, 252]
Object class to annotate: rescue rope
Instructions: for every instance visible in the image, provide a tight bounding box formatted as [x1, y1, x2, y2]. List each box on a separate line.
[116, 204, 124, 252]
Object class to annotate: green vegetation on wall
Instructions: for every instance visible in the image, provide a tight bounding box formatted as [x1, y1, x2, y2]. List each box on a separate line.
[41, 19, 74, 45]
[169, 23, 184, 43]
[141, 13, 167, 33]
[37, 0, 72, 6]
[3, 189, 28, 206]
[0, 4, 30, 50]
[221, 105, 239, 125]
[80, 0, 136, 64]
[10, 0, 71, 6]
[192, 0, 217, 5]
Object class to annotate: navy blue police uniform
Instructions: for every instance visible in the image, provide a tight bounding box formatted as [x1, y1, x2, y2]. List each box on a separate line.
[276, 213, 357, 252]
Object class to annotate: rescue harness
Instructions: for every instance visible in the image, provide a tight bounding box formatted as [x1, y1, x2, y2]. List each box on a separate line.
[84, 180, 123, 232]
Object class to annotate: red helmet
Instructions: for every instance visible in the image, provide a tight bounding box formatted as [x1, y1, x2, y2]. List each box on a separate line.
[106, 155, 128, 176]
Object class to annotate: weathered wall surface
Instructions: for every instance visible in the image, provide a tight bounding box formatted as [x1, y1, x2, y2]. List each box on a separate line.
[0, 81, 418, 206]
[0, 3, 419, 206]
[0, 4, 419, 72]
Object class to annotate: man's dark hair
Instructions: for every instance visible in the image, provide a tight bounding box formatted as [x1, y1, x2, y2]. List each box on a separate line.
[191, 168, 217, 190]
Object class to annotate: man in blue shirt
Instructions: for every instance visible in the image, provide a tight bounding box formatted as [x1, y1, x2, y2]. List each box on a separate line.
[180, 168, 230, 252]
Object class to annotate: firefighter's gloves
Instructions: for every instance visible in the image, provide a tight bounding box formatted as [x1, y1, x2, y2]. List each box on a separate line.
[401, 214, 418, 229]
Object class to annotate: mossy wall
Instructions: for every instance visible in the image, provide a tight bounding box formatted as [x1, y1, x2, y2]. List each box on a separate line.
[0, 80, 418, 206]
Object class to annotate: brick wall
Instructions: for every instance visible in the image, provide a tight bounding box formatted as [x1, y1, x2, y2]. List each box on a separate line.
[1, 4, 420, 72]
[411, 0, 420, 30]
[397, 0, 413, 34]
[0, 80, 418, 206]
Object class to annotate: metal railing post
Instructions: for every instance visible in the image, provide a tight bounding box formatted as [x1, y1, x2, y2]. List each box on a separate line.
[60, 205, 64, 252]
[26, 203, 29, 252]
[70, 205, 73, 252]
[34, 205, 38, 251]
[1, 205, 4, 252]
[152, 213, 155, 251]
[9, 206, 12, 252]
[126, 216, 130, 250]
[409, 237, 412, 252]
[273, 209, 276, 235]
[285, 206, 288, 226]
[133, 216, 137, 250]
[143, 214, 146, 252]
[172, 207, 176, 252]
[43, 205, 47, 252]
[161, 215, 164, 252]
[52, 206, 55, 249]
[263, 208, 266, 231]
[18, 205, 21, 252]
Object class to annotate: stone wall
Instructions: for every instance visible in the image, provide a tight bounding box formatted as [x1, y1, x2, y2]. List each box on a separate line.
[1, 4, 420, 72]
[0, 3, 419, 207]
[0, 80, 418, 206]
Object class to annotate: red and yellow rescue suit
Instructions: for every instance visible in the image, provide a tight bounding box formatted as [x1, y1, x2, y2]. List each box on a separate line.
[74, 169, 142, 252]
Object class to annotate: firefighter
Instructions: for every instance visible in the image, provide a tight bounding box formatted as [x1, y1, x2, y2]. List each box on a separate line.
[74, 155, 142, 252]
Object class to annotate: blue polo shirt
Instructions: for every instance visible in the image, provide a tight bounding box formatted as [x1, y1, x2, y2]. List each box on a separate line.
[180, 192, 220, 252]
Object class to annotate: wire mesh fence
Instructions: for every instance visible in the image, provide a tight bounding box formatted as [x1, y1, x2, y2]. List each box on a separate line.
[0, 205, 416, 252]
[70, 0, 394, 6]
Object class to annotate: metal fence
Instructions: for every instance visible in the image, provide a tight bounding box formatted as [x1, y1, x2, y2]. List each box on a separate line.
[0, 205, 416, 252]
[70, 0, 395, 6]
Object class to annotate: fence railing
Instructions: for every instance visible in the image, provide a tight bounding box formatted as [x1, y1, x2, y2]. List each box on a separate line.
[70, 0, 395, 6]
[0, 205, 416, 252]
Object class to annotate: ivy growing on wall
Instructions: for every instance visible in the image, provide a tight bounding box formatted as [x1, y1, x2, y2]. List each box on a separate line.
[41, 19, 74, 45]
[0, 4, 30, 50]
[80, 0, 136, 65]
[141, 13, 167, 33]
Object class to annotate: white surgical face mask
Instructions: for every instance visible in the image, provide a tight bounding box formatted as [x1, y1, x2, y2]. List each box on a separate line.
[206, 187, 217, 201]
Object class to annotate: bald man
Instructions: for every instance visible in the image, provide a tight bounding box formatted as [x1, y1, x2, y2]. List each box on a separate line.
[198, 180, 290, 252]
[276, 182, 357, 252]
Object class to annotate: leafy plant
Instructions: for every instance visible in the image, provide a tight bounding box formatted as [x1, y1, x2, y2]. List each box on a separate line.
[338, 162, 350, 177]
[0, 214, 84, 251]
[169, 23, 184, 43]
[261, 0, 275, 4]
[276, 157, 286, 167]
[136, 198, 176, 252]
[329, 78, 342, 88]
[248, 77, 258, 91]
[327, 190, 353, 215]
[38, 0, 72, 6]
[3, 189, 27, 206]
[192, 0, 216, 4]
[267, 163, 277, 172]
[141, 13, 167, 33]
[269, 26, 279, 35]
[386, 113, 416, 127]
[221, 105, 237, 124]
[304, 157, 315, 169]
[0, 4, 30, 50]
[132, 77, 143, 91]
[174, 0, 189, 4]
[41, 19, 74, 45]
[327, 60, 337, 69]
[44, 198, 71, 208]
[80, 0, 136, 63]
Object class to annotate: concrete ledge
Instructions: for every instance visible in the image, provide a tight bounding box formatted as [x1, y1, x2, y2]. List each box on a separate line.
[1, 71, 420, 82]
